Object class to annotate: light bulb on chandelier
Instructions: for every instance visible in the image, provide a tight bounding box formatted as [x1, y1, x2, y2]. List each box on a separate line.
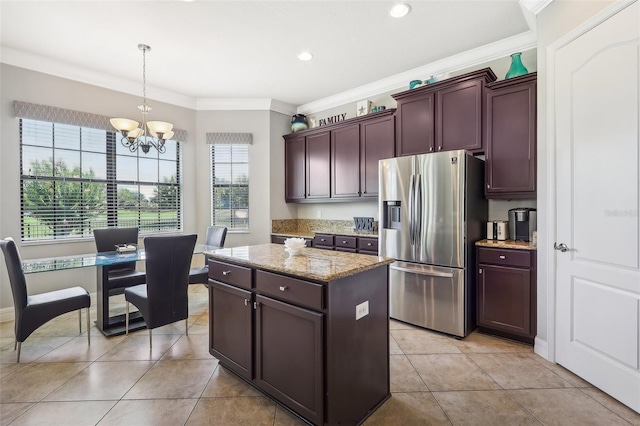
[110, 44, 173, 154]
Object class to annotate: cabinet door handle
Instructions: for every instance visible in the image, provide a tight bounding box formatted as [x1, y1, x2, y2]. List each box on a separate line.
[438, 146, 442, 150]
[253, 301, 259, 310]
[429, 147, 433, 152]
[487, 184, 490, 189]
[222, 270, 231, 276]
[367, 243, 372, 246]
[320, 238, 325, 242]
[244, 298, 249, 306]
[342, 240, 347, 244]
[499, 255, 506, 260]
[279, 286, 287, 292]
[479, 268, 483, 274]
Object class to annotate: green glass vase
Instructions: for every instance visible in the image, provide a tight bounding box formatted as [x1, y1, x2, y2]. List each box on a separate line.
[505, 52, 528, 79]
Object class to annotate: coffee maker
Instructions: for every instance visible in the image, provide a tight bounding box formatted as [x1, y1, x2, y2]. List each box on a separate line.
[508, 208, 537, 242]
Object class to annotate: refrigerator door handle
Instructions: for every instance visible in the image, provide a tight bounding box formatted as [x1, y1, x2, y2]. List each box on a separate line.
[390, 264, 455, 278]
[414, 174, 422, 251]
[409, 174, 416, 247]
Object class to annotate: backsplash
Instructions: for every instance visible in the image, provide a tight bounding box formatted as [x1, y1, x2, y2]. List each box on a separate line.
[272, 219, 378, 235]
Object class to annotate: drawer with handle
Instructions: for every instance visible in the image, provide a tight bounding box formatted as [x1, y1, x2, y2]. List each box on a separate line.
[335, 236, 357, 249]
[357, 237, 378, 253]
[255, 270, 323, 311]
[313, 234, 334, 247]
[477, 247, 531, 268]
[208, 259, 253, 290]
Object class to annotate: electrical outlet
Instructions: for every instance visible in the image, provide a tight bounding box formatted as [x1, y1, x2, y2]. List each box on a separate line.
[317, 210, 322, 219]
[355, 300, 369, 320]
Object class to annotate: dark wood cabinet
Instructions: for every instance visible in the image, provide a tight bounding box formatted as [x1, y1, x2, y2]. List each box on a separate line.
[208, 255, 390, 425]
[284, 135, 306, 202]
[306, 131, 331, 199]
[476, 246, 536, 344]
[361, 114, 395, 197]
[255, 294, 323, 425]
[331, 123, 361, 198]
[284, 109, 395, 203]
[393, 68, 496, 157]
[270, 235, 313, 247]
[209, 281, 253, 380]
[310, 233, 378, 255]
[485, 73, 537, 199]
[436, 78, 485, 153]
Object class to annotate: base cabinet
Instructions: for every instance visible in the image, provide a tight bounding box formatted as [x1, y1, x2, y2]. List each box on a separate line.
[208, 258, 390, 425]
[476, 247, 536, 344]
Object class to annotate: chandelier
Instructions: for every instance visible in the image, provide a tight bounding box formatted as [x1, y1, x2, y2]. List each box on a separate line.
[110, 44, 173, 154]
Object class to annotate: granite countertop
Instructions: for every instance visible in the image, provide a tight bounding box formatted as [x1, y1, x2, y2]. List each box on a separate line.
[476, 239, 537, 250]
[271, 230, 378, 239]
[204, 243, 393, 282]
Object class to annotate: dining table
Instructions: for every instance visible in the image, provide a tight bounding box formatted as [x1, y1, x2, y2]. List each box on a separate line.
[21, 244, 215, 336]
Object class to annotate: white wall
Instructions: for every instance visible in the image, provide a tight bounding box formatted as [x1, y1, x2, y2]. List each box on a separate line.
[0, 64, 199, 308]
[535, 0, 616, 358]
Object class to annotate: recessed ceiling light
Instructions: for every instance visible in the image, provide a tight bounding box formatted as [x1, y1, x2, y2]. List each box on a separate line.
[389, 3, 411, 18]
[298, 51, 313, 61]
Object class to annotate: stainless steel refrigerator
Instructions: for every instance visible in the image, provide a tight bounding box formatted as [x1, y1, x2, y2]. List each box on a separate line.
[379, 150, 487, 337]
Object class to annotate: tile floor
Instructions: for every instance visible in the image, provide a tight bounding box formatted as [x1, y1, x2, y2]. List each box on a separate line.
[1, 285, 639, 425]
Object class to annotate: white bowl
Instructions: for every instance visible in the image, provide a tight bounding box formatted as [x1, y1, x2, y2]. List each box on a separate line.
[284, 237, 306, 249]
[285, 247, 304, 257]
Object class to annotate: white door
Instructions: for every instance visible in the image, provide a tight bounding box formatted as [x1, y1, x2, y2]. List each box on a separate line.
[555, 1, 640, 412]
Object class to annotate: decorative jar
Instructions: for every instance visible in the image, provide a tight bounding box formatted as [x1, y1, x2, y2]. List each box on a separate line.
[505, 52, 529, 79]
[291, 114, 308, 132]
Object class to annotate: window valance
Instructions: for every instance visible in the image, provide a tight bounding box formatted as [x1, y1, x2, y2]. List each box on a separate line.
[206, 132, 253, 145]
[13, 101, 188, 142]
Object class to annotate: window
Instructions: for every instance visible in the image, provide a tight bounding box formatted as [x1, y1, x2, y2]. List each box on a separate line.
[20, 118, 182, 241]
[210, 144, 249, 231]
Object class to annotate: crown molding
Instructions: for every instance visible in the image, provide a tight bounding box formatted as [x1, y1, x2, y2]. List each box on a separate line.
[520, 0, 554, 15]
[296, 30, 537, 115]
[1, 46, 198, 110]
[196, 98, 296, 115]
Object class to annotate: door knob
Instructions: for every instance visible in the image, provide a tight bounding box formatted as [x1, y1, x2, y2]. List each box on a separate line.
[554, 242, 570, 252]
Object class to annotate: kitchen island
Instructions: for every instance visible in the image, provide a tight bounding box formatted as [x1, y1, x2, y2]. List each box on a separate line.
[203, 243, 393, 426]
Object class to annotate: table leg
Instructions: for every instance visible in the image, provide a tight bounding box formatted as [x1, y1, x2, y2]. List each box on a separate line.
[95, 266, 147, 336]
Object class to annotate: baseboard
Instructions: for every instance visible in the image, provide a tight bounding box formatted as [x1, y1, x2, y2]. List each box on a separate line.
[534, 336, 549, 360]
[0, 292, 98, 324]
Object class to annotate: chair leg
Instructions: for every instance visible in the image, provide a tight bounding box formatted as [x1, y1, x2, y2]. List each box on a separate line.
[16, 342, 21, 363]
[185, 319, 189, 337]
[149, 329, 152, 350]
[125, 302, 130, 335]
[14, 339, 17, 350]
[78, 309, 82, 334]
[86, 307, 91, 346]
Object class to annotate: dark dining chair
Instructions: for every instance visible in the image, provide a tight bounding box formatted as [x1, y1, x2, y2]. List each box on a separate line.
[93, 227, 146, 294]
[0, 237, 91, 363]
[124, 234, 197, 348]
[188, 226, 227, 284]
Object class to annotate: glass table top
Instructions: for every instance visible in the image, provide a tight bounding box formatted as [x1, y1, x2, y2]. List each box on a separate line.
[22, 244, 214, 274]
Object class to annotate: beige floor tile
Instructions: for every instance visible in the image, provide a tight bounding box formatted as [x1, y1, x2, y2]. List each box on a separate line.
[124, 359, 217, 399]
[389, 334, 402, 355]
[0, 336, 73, 363]
[0, 337, 14, 351]
[0, 322, 16, 339]
[186, 322, 209, 335]
[581, 387, 640, 425]
[364, 392, 451, 425]
[0, 362, 89, 403]
[96, 333, 180, 361]
[44, 360, 154, 401]
[510, 388, 632, 425]
[390, 354, 428, 392]
[0, 362, 27, 380]
[527, 353, 593, 387]
[433, 390, 541, 425]
[0, 403, 34, 426]
[391, 329, 462, 355]
[9, 400, 116, 425]
[30, 315, 87, 338]
[408, 354, 500, 391]
[35, 332, 126, 363]
[389, 319, 420, 330]
[150, 315, 200, 335]
[97, 398, 198, 426]
[469, 353, 571, 389]
[161, 334, 213, 360]
[453, 331, 533, 354]
[201, 364, 261, 398]
[186, 396, 276, 426]
[274, 404, 308, 425]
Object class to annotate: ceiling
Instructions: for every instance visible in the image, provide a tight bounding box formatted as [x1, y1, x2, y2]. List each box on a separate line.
[0, 1, 533, 109]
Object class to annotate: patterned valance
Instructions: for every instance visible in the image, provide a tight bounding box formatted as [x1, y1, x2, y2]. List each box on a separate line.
[13, 101, 188, 142]
[206, 132, 253, 145]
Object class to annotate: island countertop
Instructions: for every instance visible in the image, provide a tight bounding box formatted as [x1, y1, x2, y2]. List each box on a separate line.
[204, 243, 393, 282]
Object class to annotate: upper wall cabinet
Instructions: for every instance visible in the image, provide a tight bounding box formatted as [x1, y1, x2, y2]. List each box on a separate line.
[484, 73, 537, 199]
[284, 109, 395, 203]
[392, 68, 497, 156]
